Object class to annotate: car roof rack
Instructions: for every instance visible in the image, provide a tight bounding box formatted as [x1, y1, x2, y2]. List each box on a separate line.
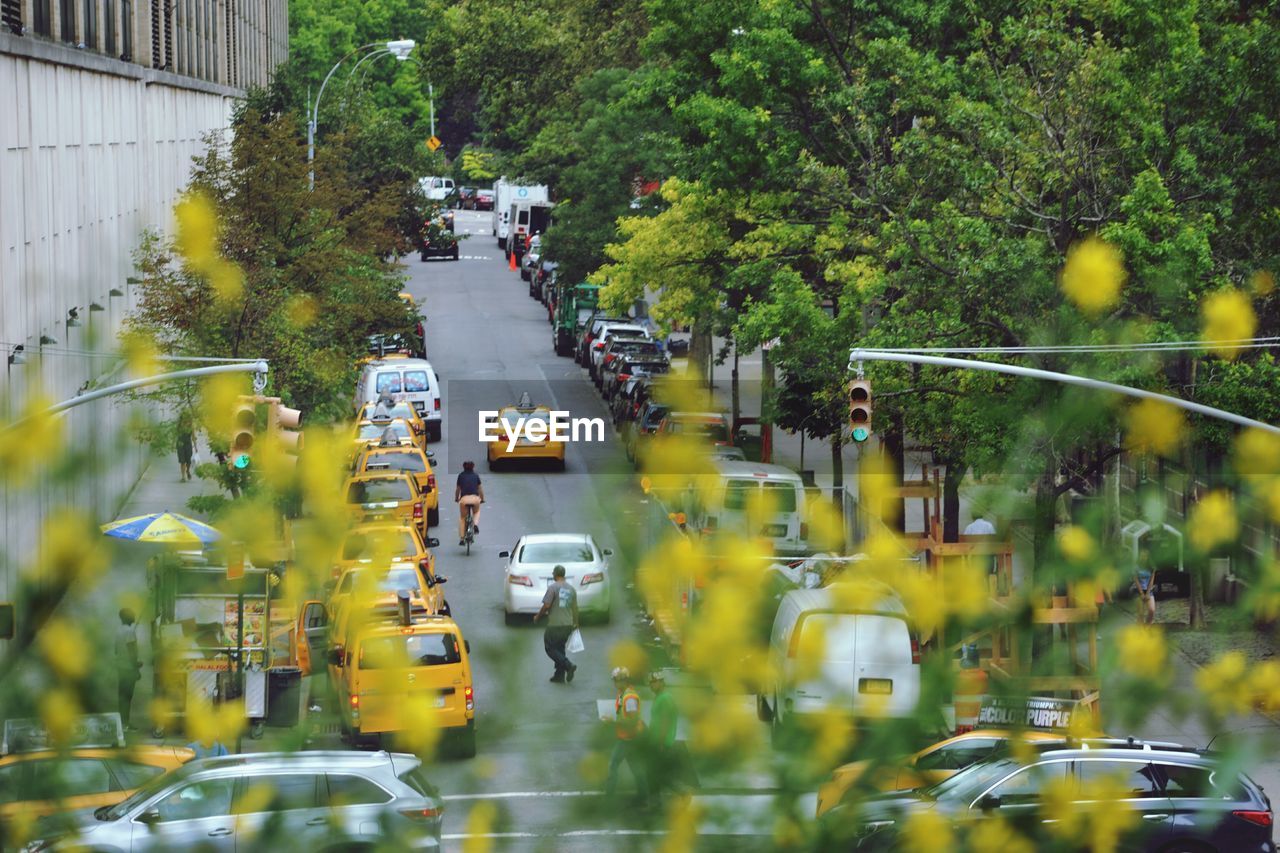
[1065, 736, 1193, 752]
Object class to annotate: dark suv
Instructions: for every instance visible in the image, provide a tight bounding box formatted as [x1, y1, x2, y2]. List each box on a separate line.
[825, 741, 1274, 852]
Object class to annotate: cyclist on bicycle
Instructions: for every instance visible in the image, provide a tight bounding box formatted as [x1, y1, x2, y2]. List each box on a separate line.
[455, 461, 485, 545]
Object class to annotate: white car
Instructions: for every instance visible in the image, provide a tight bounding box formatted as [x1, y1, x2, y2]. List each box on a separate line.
[499, 533, 612, 625]
[588, 323, 650, 379]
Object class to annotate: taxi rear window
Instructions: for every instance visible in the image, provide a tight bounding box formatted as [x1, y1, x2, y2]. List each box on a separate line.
[359, 633, 461, 669]
[348, 479, 412, 504]
[367, 452, 425, 474]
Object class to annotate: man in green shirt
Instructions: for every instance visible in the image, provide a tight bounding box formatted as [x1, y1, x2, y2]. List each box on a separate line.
[647, 670, 684, 799]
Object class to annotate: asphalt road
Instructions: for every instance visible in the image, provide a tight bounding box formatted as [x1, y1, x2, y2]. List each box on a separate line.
[395, 211, 684, 848]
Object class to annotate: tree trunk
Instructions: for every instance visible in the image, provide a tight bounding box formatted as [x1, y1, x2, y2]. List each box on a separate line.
[943, 459, 965, 542]
[687, 326, 712, 389]
[1032, 458, 1057, 583]
[881, 413, 906, 532]
[760, 346, 775, 464]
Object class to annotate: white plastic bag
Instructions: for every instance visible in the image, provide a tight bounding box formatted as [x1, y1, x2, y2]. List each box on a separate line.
[566, 629, 584, 655]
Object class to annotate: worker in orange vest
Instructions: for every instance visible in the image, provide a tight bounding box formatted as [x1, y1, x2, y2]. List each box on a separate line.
[603, 667, 649, 805]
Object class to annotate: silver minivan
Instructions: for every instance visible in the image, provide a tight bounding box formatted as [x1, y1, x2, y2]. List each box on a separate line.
[30, 751, 444, 850]
[355, 357, 442, 441]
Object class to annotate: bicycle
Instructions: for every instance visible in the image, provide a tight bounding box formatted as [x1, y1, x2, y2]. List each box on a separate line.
[462, 504, 476, 555]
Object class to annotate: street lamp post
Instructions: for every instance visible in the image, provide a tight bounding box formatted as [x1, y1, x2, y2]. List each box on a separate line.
[308, 39, 416, 191]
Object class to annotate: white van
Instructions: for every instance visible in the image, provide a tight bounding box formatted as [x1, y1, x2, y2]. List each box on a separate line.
[354, 358, 443, 441]
[687, 460, 809, 556]
[760, 585, 921, 731]
[492, 179, 550, 248]
[420, 176, 455, 202]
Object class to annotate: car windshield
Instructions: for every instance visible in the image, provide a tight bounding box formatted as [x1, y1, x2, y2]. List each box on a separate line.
[348, 479, 411, 503]
[342, 530, 418, 560]
[102, 768, 180, 820]
[360, 632, 461, 669]
[923, 756, 1020, 803]
[518, 541, 595, 563]
[366, 452, 426, 474]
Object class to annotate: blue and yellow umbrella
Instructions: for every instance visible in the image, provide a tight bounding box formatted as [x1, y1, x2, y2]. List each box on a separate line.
[101, 511, 221, 546]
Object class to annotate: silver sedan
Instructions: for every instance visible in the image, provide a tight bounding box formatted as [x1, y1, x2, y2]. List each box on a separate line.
[500, 533, 612, 624]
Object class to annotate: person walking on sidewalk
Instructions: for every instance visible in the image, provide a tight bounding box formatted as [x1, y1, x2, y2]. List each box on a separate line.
[115, 608, 142, 729]
[175, 413, 194, 482]
[646, 670, 694, 799]
[604, 667, 649, 805]
[534, 565, 578, 683]
[1133, 547, 1157, 625]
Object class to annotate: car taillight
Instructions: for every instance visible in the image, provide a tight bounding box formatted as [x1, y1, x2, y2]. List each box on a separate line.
[464, 685, 474, 711]
[350, 694, 359, 708]
[427, 474, 436, 490]
[910, 635, 921, 665]
[434, 398, 440, 411]
[509, 575, 533, 587]
[581, 572, 604, 586]
[1233, 810, 1273, 828]
[413, 503, 423, 520]
[954, 723, 975, 735]
[618, 374, 630, 382]
[398, 806, 443, 822]
[593, 341, 605, 350]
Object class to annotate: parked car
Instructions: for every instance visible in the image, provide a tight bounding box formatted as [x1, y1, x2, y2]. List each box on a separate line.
[500, 533, 613, 624]
[602, 357, 669, 403]
[625, 400, 670, 463]
[29, 751, 446, 850]
[420, 175, 455, 202]
[473, 188, 495, 211]
[598, 338, 667, 392]
[588, 323, 651, 381]
[455, 186, 477, 209]
[576, 314, 625, 365]
[533, 258, 559, 305]
[822, 741, 1275, 853]
[419, 213, 459, 262]
[521, 234, 541, 283]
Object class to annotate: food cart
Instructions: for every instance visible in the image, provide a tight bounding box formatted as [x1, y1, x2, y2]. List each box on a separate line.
[148, 552, 297, 737]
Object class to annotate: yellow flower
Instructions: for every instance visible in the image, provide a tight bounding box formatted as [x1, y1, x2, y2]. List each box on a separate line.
[1114, 624, 1168, 679]
[0, 391, 63, 486]
[462, 801, 496, 853]
[1201, 289, 1257, 359]
[39, 689, 82, 747]
[1061, 236, 1126, 315]
[662, 796, 701, 853]
[967, 817, 1034, 853]
[1188, 491, 1238, 552]
[1123, 398, 1185, 457]
[1250, 661, 1280, 714]
[1236, 429, 1280, 477]
[1043, 771, 1137, 851]
[901, 808, 953, 853]
[31, 510, 109, 586]
[1250, 270, 1276, 296]
[1266, 479, 1280, 525]
[1057, 526, 1096, 562]
[174, 191, 219, 269]
[1195, 650, 1252, 716]
[38, 619, 90, 681]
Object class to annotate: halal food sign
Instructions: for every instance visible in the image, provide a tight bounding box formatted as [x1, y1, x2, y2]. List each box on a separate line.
[977, 696, 1081, 731]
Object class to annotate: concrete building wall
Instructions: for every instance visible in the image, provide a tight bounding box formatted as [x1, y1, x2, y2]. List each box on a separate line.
[0, 11, 283, 595]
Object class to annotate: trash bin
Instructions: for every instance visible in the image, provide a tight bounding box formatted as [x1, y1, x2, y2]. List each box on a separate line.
[265, 667, 302, 727]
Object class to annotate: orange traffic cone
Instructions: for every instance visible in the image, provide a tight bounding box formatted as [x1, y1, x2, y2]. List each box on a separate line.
[508, 251, 517, 271]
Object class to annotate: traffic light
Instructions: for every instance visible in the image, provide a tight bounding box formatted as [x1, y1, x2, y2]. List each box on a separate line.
[230, 396, 257, 469]
[849, 379, 872, 443]
[267, 400, 303, 460]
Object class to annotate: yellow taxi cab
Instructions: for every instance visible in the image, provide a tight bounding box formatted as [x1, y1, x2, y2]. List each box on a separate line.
[327, 547, 444, 620]
[328, 594, 476, 756]
[343, 471, 428, 538]
[485, 403, 566, 470]
[0, 715, 194, 822]
[351, 418, 418, 456]
[334, 522, 432, 578]
[814, 729, 1064, 816]
[352, 447, 439, 526]
[355, 400, 428, 442]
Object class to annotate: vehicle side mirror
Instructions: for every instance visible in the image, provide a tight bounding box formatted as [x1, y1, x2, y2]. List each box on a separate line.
[426, 451, 435, 460]
[327, 647, 345, 667]
[602, 548, 613, 557]
[498, 550, 510, 558]
[465, 640, 471, 653]
[139, 809, 161, 825]
[976, 794, 1001, 812]
[426, 537, 440, 548]
[434, 576, 448, 586]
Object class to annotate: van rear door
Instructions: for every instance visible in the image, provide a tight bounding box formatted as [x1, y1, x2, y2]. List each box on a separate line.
[851, 614, 919, 717]
[789, 613, 858, 714]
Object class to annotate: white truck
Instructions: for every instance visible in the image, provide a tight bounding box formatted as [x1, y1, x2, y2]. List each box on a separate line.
[492, 178, 550, 249]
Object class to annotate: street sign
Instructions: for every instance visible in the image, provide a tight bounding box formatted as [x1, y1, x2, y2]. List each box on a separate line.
[426, 136, 442, 152]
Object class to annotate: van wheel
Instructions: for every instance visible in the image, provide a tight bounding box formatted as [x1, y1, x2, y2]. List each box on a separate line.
[455, 721, 477, 758]
[451, 246, 459, 261]
[757, 694, 774, 723]
[427, 507, 439, 528]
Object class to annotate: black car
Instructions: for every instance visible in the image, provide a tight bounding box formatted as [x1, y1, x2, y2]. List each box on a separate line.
[456, 186, 478, 209]
[419, 212, 459, 261]
[625, 400, 671, 464]
[603, 356, 670, 401]
[825, 741, 1275, 852]
[597, 338, 666, 391]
